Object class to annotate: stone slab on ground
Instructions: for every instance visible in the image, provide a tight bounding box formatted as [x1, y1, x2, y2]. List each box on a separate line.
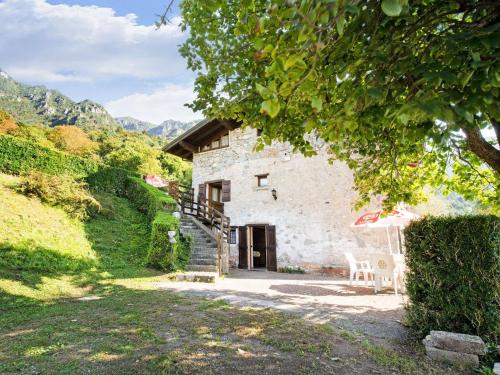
[493, 363, 500, 375]
[424, 346, 479, 368]
[430, 330, 485, 355]
[173, 272, 218, 283]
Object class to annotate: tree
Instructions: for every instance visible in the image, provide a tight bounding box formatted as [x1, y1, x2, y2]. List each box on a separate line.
[179, 0, 499, 210]
[105, 140, 164, 176]
[0, 111, 17, 134]
[48, 125, 98, 157]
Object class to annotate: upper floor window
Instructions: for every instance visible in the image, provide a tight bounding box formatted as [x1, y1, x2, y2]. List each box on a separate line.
[200, 133, 229, 152]
[257, 174, 269, 187]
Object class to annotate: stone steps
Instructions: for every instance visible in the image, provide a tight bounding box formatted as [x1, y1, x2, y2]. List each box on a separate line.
[186, 264, 217, 272]
[179, 216, 218, 272]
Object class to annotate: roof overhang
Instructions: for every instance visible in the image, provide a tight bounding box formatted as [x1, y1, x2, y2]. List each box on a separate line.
[163, 118, 240, 160]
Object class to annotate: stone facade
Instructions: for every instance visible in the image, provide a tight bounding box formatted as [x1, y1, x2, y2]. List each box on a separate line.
[192, 126, 394, 271]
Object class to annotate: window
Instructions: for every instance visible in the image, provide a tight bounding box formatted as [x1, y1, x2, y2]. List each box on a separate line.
[257, 174, 269, 187]
[230, 227, 237, 244]
[199, 132, 229, 152]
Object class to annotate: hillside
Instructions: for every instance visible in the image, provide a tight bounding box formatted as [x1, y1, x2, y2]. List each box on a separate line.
[0, 70, 119, 130]
[115, 116, 198, 139]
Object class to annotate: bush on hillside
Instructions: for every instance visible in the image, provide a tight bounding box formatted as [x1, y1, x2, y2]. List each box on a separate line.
[47, 125, 98, 157]
[159, 153, 192, 185]
[0, 111, 17, 134]
[17, 171, 101, 220]
[0, 134, 98, 177]
[124, 177, 177, 221]
[105, 140, 163, 176]
[86, 166, 138, 196]
[404, 215, 499, 342]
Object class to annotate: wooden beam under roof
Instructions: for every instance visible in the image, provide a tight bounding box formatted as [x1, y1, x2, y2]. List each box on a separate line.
[179, 140, 197, 153]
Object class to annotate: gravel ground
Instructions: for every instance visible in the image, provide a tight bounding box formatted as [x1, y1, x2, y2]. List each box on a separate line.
[155, 269, 409, 348]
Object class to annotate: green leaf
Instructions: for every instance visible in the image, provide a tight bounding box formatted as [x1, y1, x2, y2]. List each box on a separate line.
[260, 99, 281, 118]
[381, 0, 403, 17]
[311, 97, 323, 112]
[255, 83, 272, 99]
[336, 14, 345, 35]
[284, 54, 303, 71]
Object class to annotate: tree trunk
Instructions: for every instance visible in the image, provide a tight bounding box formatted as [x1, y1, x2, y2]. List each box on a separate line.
[462, 125, 500, 175]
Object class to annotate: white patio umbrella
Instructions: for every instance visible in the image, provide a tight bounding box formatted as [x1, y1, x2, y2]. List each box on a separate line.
[351, 208, 420, 253]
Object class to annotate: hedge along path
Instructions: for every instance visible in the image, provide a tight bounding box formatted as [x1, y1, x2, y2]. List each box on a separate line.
[0, 133, 188, 272]
[404, 215, 499, 344]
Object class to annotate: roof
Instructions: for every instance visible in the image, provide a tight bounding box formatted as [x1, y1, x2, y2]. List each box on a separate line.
[163, 118, 240, 160]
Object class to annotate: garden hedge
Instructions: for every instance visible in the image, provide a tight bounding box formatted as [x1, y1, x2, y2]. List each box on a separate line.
[122, 176, 187, 270]
[86, 166, 138, 196]
[147, 212, 190, 271]
[404, 215, 499, 342]
[0, 134, 98, 177]
[124, 177, 177, 221]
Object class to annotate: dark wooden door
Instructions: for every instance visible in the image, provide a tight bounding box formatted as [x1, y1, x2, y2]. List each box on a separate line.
[208, 184, 224, 213]
[238, 226, 248, 269]
[265, 225, 277, 271]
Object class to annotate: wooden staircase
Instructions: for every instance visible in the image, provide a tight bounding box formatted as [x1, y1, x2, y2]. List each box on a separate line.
[175, 183, 231, 276]
[180, 216, 218, 273]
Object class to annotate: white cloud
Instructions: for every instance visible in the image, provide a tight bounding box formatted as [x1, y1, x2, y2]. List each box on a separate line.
[105, 83, 199, 123]
[0, 0, 188, 82]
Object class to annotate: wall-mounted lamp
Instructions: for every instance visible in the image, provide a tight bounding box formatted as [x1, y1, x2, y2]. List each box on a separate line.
[271, 188, 277, 200]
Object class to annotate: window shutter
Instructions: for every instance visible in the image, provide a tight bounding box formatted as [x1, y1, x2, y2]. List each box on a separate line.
[221, 180, 231, 202]
[238, 226, 248, 269]
[198, 183, 206, 203]
[266, 225, 277, 271]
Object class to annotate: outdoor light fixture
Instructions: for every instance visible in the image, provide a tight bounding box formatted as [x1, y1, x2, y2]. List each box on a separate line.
[271, 188, 277, 200]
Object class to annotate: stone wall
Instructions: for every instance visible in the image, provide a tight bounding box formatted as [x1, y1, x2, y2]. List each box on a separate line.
[192, 126, 395, 271]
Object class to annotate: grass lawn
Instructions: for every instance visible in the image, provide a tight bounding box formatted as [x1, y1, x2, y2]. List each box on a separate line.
[0, 173, 455, 374]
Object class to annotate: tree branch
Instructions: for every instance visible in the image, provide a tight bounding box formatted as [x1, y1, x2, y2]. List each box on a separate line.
[462, 125, 500, 175]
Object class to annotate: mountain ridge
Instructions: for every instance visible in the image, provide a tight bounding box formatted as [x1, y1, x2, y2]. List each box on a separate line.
[0, 69, 119, 130]
[0, 69, 198, 138]
[115, 117, 199, 139]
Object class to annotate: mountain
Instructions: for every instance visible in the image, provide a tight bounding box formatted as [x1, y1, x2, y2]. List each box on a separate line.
[115, 117, 198, 139]
[0, 69, 119, 130]
[115, 116, 155, 132]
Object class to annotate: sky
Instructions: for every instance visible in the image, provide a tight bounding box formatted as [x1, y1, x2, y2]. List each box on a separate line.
[0, 0, 199, 123]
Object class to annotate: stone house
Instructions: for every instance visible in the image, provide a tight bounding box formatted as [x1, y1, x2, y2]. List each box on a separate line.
[164, 118, 388, 273]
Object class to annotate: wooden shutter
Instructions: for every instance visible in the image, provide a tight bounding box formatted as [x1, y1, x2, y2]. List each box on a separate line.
[221, 180, 231, 202]
[198, 183, 206, 203]
[266, 225, 277, 271]
[238, 226, 248, 269]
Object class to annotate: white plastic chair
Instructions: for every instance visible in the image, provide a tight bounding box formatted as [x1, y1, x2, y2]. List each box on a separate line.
[392, 253, 406, 293]
[344, 252, 373, 286]
[369, 253, 400, 295]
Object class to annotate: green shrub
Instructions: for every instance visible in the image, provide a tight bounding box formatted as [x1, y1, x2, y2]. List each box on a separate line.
[278, 266, 306, 274]
[404, 215, 500, 342]
[17, 171, 101, 221]
[86, 166, 137, 195]
[0, 134, 98, 177]
[124, 177, 177, 221]
[122, 177, 188, 271]
[146, 212, 178, 270]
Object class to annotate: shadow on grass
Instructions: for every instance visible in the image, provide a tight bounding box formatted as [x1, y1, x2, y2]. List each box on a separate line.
[0, 192, 160, 311]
